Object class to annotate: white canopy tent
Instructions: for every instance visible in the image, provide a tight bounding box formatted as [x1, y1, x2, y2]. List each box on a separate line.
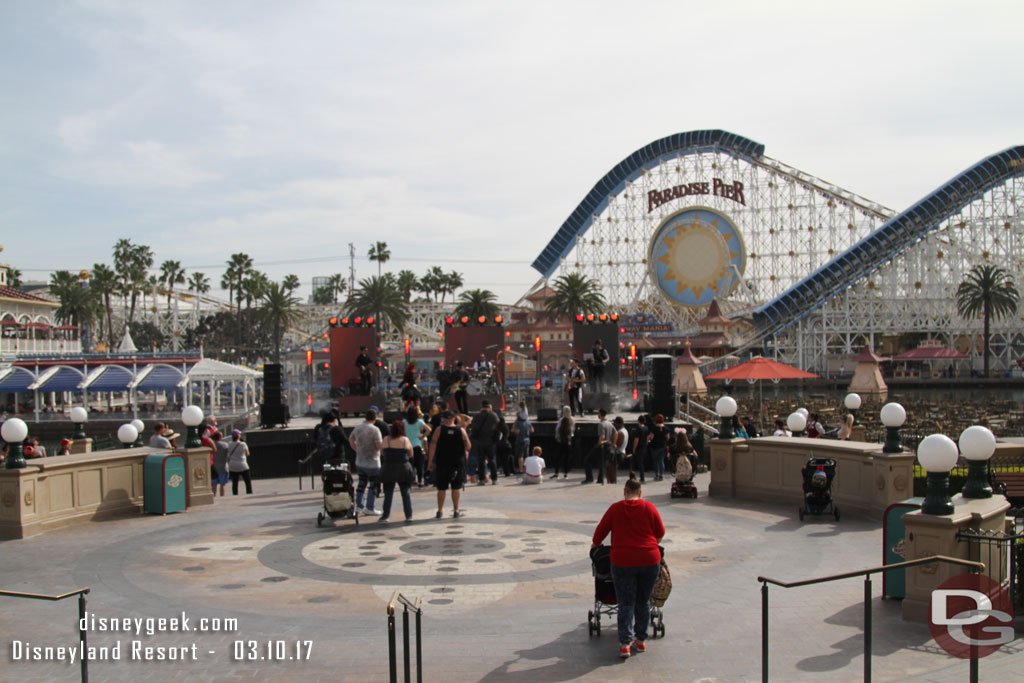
[178, 358, 261, 416]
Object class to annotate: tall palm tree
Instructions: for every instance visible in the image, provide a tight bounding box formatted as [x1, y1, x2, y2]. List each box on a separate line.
[454, 289, 500, 320]
[50, 270, 98, 331]
[90, 263, 119, 347]
[396, 270, 419, 302]
[327, 272, 347, 303]
[367, 241, 390, 278]
[112, 239, 153, 325]
[159, 260, 186, 310]
[346, 275, 409, 335]
[261, 281, 302, 363]
[956, 264, 1020, 377]
[544, 272, 606, 319]
[223, 252, 253, 313]
[281, 273, 301, 294]
[422, 266, 446, 302]
[443, 270, 464, 302]
[187, 271, 211, 295]
[5, 267, 23, 288]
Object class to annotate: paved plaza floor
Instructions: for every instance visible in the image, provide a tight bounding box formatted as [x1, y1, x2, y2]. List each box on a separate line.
[1, 469, 1021, 682]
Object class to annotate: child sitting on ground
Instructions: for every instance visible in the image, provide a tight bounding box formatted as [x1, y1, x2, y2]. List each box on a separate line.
[520, 446, 546, 485]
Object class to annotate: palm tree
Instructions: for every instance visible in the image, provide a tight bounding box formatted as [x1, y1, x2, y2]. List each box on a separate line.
[187, 271, 210, 295]
[112, 238, 153, 325]
[395, 270, 418, 302]
[5, 267, 23, 288]
[346, 275, 409, 335]
[50, 270, 98, 331]
[454, 289, 500, 320]
[422, 266, 446, 302]
[327, 272, 347, 303]
[956, 264, 1020, 377]
[90, 263, 119, 347]
[281, 273, 301, 294]
[443, 270, 464, 302]
[368, 241, 390, 278]
[261, 281, 302, 363]
[159, 260, 186, 311]
[544, 272, 606, 319]
[223, 252, 253, 313]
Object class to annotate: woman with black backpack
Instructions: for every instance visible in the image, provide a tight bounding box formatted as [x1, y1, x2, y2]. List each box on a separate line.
[553, 405, 575, 480]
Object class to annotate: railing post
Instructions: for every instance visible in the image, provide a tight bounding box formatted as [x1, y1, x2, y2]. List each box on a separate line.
[388, 612, 397, 683]
[863, 575, 872, 683]
[415, 606, 423, 683]
[403, 605, 411, 683]
[78, 592, 89, 683]
[761, 581, 769, 683]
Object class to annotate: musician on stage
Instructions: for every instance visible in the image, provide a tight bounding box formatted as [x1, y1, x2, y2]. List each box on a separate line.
[452, 360, 470, 414]
[567, 358, 586, 416]
[355, 345, 373, 396]
[590, 338, 610, 393]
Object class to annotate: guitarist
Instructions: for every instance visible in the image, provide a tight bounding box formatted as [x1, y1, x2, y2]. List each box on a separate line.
[355, 346, 373, 396]
[567, 358, 586, 417]
[452, 360, 470, 414]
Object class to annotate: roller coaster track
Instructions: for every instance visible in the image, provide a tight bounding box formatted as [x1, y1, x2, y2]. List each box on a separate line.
[750, 145, 1024, 341]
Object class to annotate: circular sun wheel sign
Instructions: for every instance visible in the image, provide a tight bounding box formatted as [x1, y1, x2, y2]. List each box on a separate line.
[648, 207, 746, 307]
[928, 573, 1015, 659]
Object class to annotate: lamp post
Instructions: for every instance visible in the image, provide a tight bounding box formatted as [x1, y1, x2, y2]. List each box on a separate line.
[918, 433, 959, 515]
[716, 396, 737, 439]
[2, 417, 29, 469]
[844, 393, 862, 425]
[117, 424, 138, 449]
[70, 406, 88, 440]
[787, 411, 807, 437]
[131, 419, 145, 447]
[796, 407, 809, 419]
[880, 402, 906, 453]
[959, 425, 995, 499]
[182, 405, 204, 449]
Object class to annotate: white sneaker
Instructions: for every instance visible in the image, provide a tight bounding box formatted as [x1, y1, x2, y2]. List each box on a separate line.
[362, 508, 382, 516]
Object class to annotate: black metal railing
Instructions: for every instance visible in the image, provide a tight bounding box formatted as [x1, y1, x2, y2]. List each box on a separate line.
[958, 510, 1024, 613]
[298, 448, 316, 490]
[759, 555, 985, 683]
[387, 591, 423, 683]
[0, 587, 91, 682]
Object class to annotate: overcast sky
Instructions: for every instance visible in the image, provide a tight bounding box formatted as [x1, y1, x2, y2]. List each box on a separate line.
[2, 1, 1021, 305]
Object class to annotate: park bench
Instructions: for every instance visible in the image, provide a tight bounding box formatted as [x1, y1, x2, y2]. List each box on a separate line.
[992, 471, 1024, 506]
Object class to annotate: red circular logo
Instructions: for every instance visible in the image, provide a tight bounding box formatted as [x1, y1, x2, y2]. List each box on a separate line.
[928, 573, 1015, 659]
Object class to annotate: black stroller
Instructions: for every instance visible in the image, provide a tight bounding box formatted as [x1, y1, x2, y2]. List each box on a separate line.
[316, 463, 359, 527]
[586, 546, 666, 638]
[798, 457, 839, 521]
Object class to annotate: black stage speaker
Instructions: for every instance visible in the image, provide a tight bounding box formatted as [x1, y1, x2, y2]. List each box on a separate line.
[645, 394, 676, 419]
[650, 355, 673, 395]
[537, 407, 559, 421]
[263, 363, 283, 404]
[384, 410, 405, 424]
[260, 402, 290, 428]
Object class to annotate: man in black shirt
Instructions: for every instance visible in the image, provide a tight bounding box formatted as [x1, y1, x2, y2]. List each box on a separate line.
[427, 411, 472, 518]
[355, 346, 373, 395]
[452, 361, 470, 414]
[469, 400, 500, 484]
[591, 339, 609, 393]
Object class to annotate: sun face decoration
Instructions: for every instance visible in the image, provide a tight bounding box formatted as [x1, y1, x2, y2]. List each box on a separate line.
[648, 207, 746, 306]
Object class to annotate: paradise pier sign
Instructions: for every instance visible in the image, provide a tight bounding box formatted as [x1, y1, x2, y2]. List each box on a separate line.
[647, 178, 746, 212]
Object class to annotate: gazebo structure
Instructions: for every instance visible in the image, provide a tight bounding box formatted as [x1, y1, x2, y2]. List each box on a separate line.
[847, 346, 888, 395]
[892, 340, 969, 379]
[673, 343, 707, 395]
[179, 358, 261, 416]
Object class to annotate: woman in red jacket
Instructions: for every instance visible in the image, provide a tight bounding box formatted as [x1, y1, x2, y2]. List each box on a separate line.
[592, 476, 665, 658]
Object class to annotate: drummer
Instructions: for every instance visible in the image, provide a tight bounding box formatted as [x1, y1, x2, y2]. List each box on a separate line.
[473, 353, 492, 377]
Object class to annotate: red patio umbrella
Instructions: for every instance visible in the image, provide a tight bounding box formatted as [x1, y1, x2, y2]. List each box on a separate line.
[705, 357, 819, 430]
[705, 356, 819, 381]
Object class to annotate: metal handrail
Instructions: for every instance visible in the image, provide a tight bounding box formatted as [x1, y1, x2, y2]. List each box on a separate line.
[759, 556, 986, 683]
[386, 591, 423, 683]
[0, 587, 91, 683]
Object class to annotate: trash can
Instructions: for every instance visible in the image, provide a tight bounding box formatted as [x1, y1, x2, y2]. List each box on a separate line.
[882, 497, 924, 599]
[144, 453, 189, 515]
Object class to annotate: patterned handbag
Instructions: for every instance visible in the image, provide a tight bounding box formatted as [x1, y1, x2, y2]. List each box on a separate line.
[650, 555, 672, 607]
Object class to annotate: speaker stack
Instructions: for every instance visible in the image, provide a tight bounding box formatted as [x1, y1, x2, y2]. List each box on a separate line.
[646, 355, 676, 418]
[260, 363, 290, 427]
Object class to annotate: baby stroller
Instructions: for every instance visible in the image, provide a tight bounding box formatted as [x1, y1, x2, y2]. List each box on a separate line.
[670, 451, 698, 499]
[798, 457, 839, 521]
[586, 545, 666, 638]
[316, 463, 359, 527]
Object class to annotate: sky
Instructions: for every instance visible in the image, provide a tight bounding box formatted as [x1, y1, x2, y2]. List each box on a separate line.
[1, 0, 1022, 306]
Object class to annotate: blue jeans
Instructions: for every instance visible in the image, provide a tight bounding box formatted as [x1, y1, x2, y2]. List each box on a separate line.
[610, 562, 661, 645]
[651, 447, 666, 478]
[381, 481, 412, 520]
[355, 466, 380, 511]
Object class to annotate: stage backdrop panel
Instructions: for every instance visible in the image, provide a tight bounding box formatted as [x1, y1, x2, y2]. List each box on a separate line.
[329, 326, 378, 395]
